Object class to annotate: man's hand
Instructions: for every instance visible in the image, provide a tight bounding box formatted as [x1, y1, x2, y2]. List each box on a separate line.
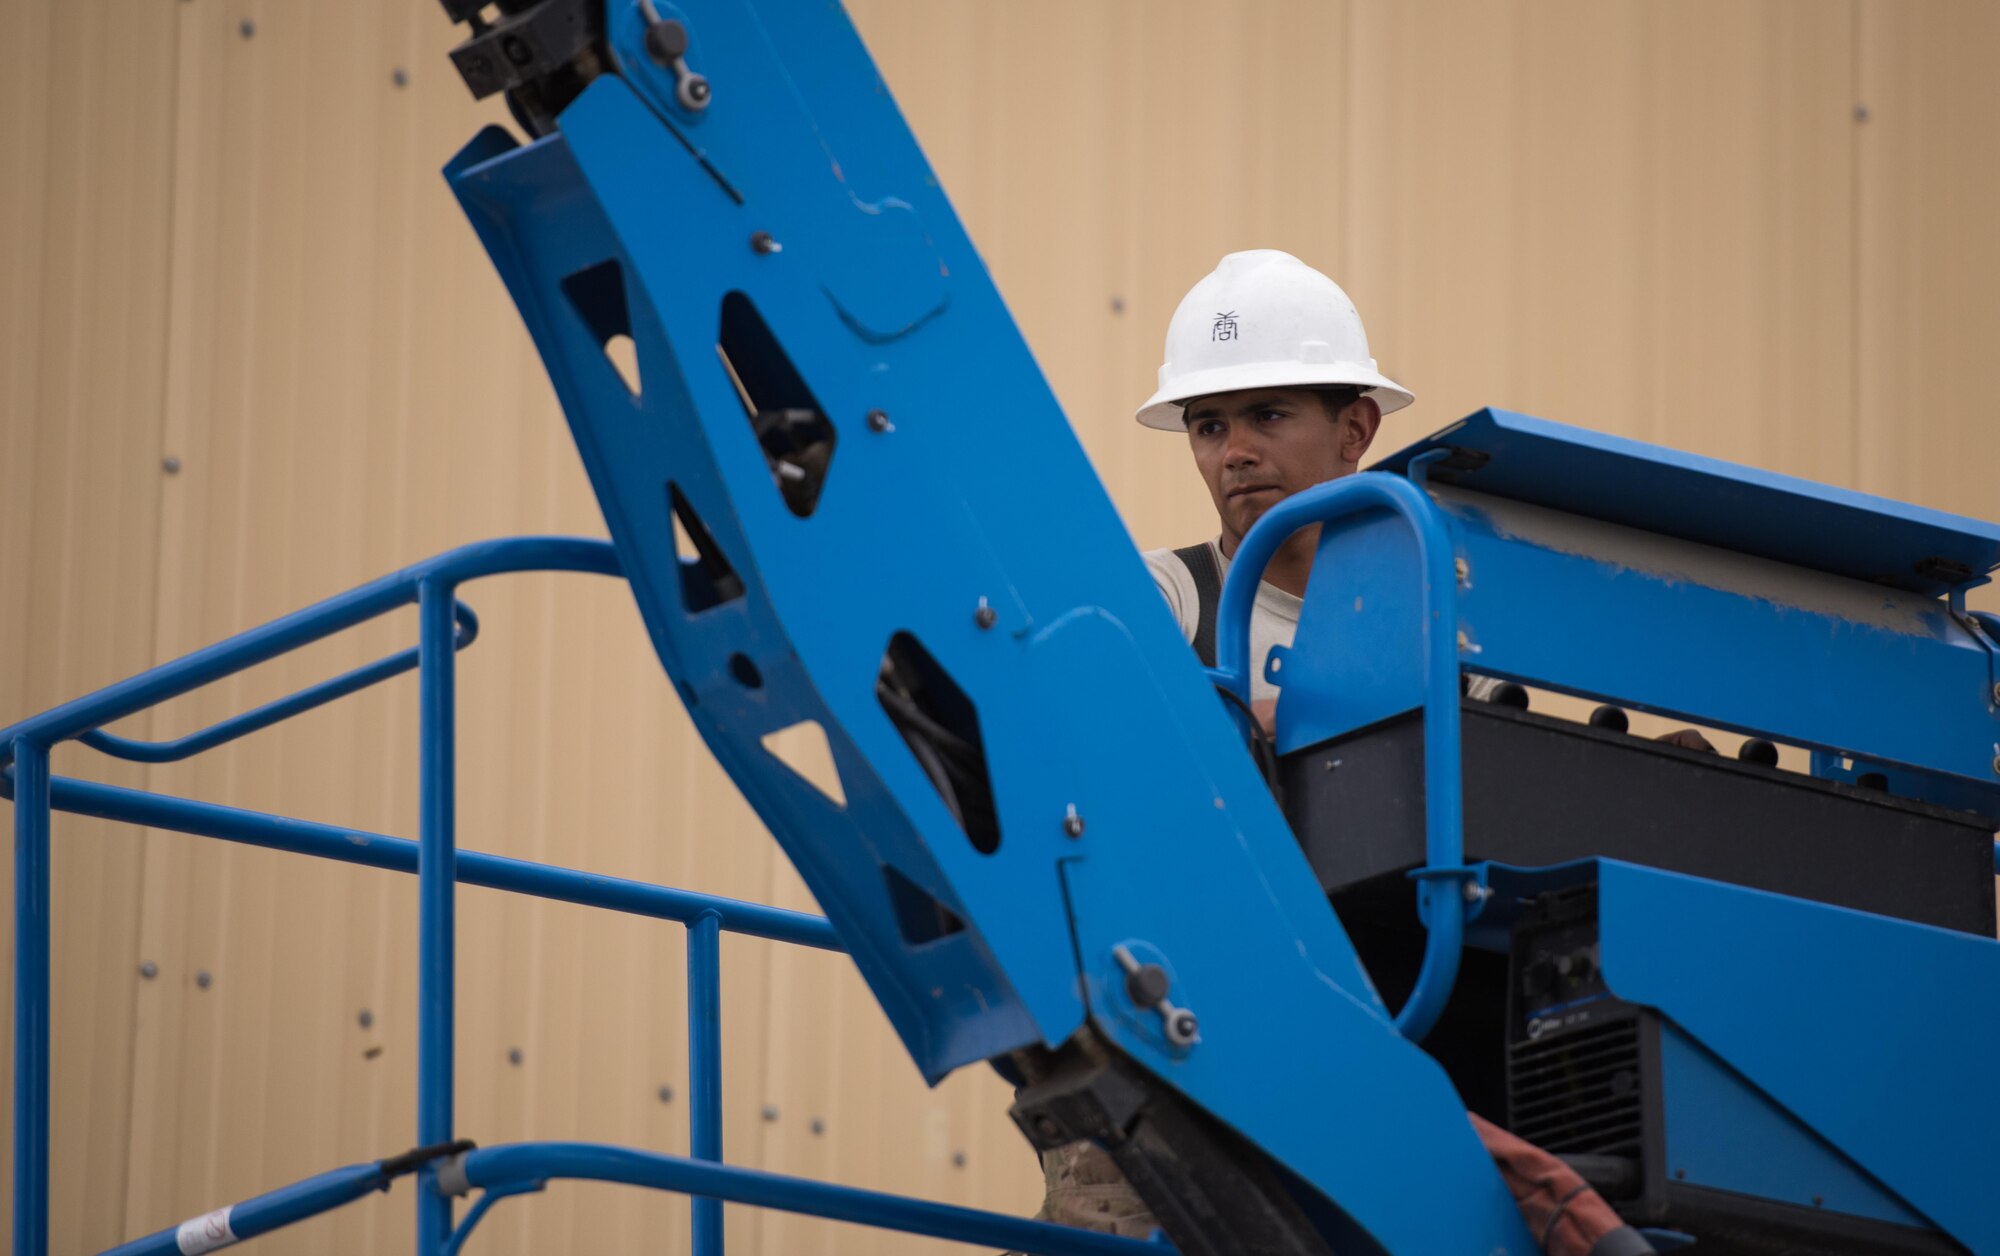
[1654, 728, 1715, 753]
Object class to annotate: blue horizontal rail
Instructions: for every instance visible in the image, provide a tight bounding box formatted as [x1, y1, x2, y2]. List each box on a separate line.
[453, 1142, 1168, 1256]
[0, 536, 620, 759]
[95, 1162, 394, 1256]
[78, 602, 479, 764]
[7, 769, 843, 951]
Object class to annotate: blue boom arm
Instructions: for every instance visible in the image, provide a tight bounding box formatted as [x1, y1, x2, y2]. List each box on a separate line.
[442, 0, 1531, 1251]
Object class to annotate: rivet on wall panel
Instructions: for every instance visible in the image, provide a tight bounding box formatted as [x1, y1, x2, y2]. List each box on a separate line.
[952, 1150, 967, 1168]
[195, 970, 213, 989]
[138, 961, 158, 980]
[392, 68, 410, 89]
[658, 1085, 675, 1104]
[809, 1117, 825, 1135]
[161, 456, 181, 475]
[507, 1047, 523, 1066]
[761, 1104, 780, 1122]
[1110, 297, 1126, 315]
[1854, 103, 1870, 123]
[357, 1008, 374, 1029]
[239, 18, 255, 39]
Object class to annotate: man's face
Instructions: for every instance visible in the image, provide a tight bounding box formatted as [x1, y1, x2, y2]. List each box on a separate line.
[1184, 386, 1382, 546]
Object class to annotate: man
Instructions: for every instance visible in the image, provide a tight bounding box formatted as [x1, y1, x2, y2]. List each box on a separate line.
[1136, 249, 1413, 731]
[1018, 252, 1657, 1256]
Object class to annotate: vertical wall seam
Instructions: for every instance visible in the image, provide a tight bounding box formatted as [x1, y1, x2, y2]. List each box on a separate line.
[1849, 0, 1863, 491]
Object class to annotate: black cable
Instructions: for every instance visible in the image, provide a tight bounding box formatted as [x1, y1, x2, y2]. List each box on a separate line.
[1213, 684, 1282, 804]
[875, 681, 980, 765]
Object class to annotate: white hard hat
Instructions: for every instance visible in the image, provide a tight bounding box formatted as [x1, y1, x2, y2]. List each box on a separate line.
[1135, 250, 1414, 430]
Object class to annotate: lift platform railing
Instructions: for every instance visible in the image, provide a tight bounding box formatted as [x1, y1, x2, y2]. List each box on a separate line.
[0, 536, 1168, 1256]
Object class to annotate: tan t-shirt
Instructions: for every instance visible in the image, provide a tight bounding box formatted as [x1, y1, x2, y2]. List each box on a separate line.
[1143, 539, 1300, 704]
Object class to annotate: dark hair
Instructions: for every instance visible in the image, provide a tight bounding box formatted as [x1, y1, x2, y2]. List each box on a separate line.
[1312, 386, 1365, 418]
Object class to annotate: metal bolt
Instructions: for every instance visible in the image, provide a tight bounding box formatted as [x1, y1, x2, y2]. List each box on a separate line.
[1461, 880, 1492, 904]
[162, 456, 182, 474]
[658, 1085, 675, 1104]
[750, 231, 782, 256]
[952, 1150, 967, 1168]
[195, 970, 213, 989]
[391, 67, 409, 88]
[810, 1117, 825, 1135]
[761, 1104, 780, 1122]
[138, 961, 158, 980]
[866, 408, 894, 433]
[1454, 557, 1470, 585]
[357, 1008, 374, 1029]
[1164, 1008, 1199, 1047]
[507, 1047, 523, 1066]
[1854, 103, 1870, 123]
[1109, 297, 1126, 315]
[1062, 804, 1084, 838]
[974, 598, 997, 630]
[1322, 758, 1342, 773]
[238, 18, 255, 39]
[684, 77, 712, 106]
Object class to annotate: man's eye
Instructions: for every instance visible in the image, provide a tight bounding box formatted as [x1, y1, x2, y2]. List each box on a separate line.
[1258, 409, 1287, 422]
[1195, 421, 1224, 437]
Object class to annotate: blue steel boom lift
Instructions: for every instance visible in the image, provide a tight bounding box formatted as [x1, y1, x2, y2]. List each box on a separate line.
[7, 1, 2000, 1253]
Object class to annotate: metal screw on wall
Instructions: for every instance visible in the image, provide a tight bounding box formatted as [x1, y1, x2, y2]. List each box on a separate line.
[974, 598, 997, 630]
[1854, 103, 1870, 123]
[866, 409, 894, 433]
[658, 1085, 676, 1103]
[750, 231, 782, 256]
[761, 1104, 780, 1122]
[1109, 297, 1126, 315]
[507, 1047, 524, 1067]
[951, 1150, 967, 1169]
[195, 970, 213, 989]
[357, 1009, 374, 1029]
[809, 1117, 825, 1136]
[239, 18, 255, 39]
[138, 961, 158, 980]
[1062, 804, 1084, 838]
[162, 457, 182, 475]
[391, 68, 409, 89]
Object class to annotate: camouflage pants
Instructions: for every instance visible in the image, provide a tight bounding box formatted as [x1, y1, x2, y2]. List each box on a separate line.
[1004, 1140, 1158, 1254]
[1011, 1123, 1652, 1256]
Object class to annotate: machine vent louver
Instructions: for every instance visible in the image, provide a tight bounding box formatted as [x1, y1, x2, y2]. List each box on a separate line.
[1507, 1018, 1645, 1160]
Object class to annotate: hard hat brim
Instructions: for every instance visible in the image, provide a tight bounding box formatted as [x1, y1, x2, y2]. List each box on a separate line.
[1134, 362, 1415, 431]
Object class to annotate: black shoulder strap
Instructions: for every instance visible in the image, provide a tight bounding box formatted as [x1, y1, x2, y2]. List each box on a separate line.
[1173, 543, 1223, 669]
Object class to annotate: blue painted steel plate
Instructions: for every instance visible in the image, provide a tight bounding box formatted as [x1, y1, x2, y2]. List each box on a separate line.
[1598, 859, 2000, 1253]
[1374, 409, 2000, 596]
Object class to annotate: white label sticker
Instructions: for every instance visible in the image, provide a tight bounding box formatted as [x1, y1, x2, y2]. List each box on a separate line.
[176, 1206, 237, 1255]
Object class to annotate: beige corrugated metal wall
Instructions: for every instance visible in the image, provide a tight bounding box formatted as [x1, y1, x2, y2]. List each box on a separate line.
[3, 1, 1996, 1251]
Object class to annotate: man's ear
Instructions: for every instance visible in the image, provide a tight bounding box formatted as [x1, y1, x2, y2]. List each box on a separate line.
[1340, 396, 1384, 467]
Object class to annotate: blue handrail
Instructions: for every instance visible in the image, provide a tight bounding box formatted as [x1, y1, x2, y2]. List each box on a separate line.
[1211, 458, 1473, 1042]
[77, 602, 478, 764]
[6, 534, 1162, 1256]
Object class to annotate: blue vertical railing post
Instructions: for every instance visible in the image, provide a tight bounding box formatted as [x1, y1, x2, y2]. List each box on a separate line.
[687, 911, 724, 1256]
[12, 738, 51, 1256]
[417, 580, 459, 1253]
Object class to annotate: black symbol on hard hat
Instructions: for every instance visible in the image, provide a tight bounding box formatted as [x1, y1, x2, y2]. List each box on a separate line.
[1211, 311, 1239, 342]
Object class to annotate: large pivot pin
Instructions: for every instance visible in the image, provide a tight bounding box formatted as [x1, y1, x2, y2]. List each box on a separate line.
[639, 0, 712, 111]
[1113, 944, 1199, 1048]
